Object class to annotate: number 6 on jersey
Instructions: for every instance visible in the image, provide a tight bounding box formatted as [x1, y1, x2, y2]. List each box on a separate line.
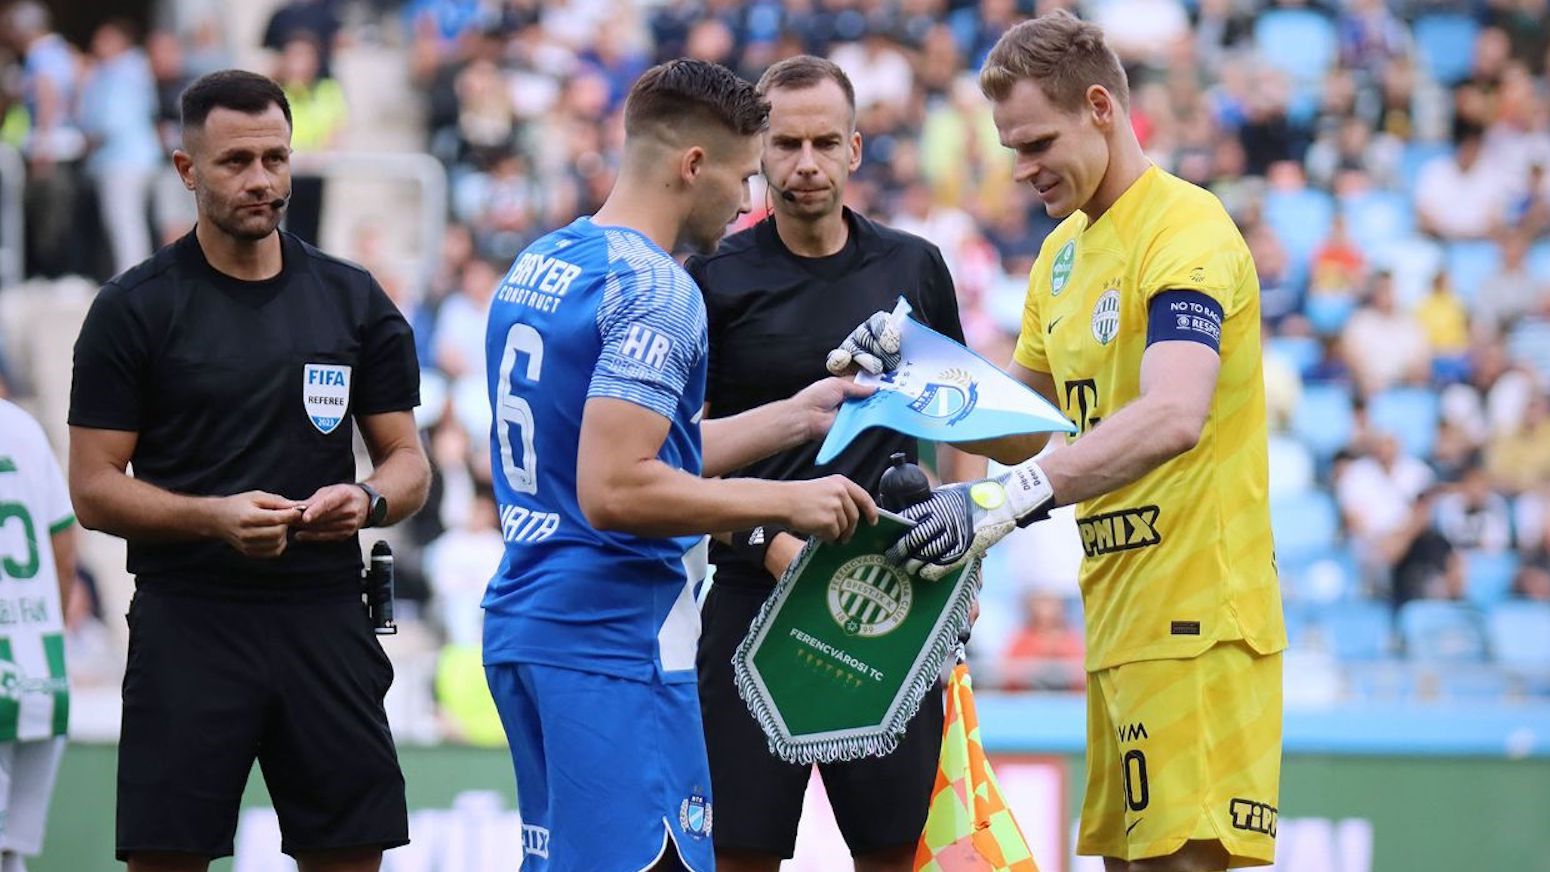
[496, 323, 545, 495]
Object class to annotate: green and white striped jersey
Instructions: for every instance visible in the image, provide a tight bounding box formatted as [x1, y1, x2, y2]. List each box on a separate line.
[0, 400, 73, 741]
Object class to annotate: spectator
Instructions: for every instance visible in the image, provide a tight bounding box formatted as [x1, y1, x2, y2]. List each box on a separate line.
[1487, 392, 1550, 494]
[276, 33, 347, 245]
[1389, 489, 1465, 609]
[1414, 271, 1471, 364]
[432, 257, 499, 382]
[263, 0, 344, 77]
[1434, 462, 1514, 553]
[1341, 271, 1431, 396]
[1475, 230, 1545, 334]
[424, 488, 505, 648]
[1337, 432, 1436, 549]
[79, 19, 162, 276]
[1000, 590, 1085, 691]
[1415, 120, 1516, 240]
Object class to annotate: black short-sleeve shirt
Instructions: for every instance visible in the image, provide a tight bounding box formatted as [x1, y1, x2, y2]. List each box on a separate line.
[686, 209, 965, 588]
[69, 230, 420, 594]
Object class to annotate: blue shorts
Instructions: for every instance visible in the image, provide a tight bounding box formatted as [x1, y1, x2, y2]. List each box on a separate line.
[486, 662, 714, 871]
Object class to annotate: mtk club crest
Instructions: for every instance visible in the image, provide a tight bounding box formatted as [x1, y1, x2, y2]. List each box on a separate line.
[679, 791, 712, 838]
[906, 367, 979, 426]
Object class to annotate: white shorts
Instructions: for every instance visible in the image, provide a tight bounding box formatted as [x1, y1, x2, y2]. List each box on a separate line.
[0, 738, 66, 855]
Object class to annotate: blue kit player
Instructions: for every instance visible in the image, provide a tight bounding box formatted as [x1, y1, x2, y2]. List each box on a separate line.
[481, 59, 879, 871]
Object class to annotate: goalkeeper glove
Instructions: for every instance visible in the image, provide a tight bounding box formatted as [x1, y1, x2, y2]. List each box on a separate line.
[884, 461, 1055, 580]
[826, 310, 903, 375]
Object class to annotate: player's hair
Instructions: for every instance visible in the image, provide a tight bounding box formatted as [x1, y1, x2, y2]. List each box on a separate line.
[624, 59, 769, 140]
[180, 69, 293, 131]
[979, 10, 1130, 113]
[756, 55, 857, 123]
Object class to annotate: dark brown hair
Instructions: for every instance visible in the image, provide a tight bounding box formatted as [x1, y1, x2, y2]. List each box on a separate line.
[756, 55, 856, 117]
[624, 58, 769, 138]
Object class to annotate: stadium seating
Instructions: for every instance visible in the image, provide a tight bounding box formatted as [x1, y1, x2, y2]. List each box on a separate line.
[1268, 433, 1316, 498]
[1342, 190, 1415, 253]
[1528, 240, 1550, 281]
[1368, 387, 1440, 458]
[1313, 599, 1394, 661]
[1264, 187, 1335, 266]
[1462, 550, 1520, 608]
[1370, 234, 1443, 310]
[1412, 13, 1480, 86]
[1290, 383, 1355, 462]
[1271, 490, 1341, 565]
[1444, 239, 1504, 306]
[1253, 9, 1338, 86]
[1265, 334, 1321, 377]
[1399, 141, 1452, 191]
[1399, 601, 1489, 663]
[1486, 602, 1550, 674]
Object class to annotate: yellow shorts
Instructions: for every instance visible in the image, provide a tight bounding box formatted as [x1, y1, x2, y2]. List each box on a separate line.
[1078, 641, 1283, 867]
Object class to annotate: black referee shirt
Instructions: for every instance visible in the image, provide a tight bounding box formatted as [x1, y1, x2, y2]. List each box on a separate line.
[69, 230, 419, 596]
[687, 208, 965, 588]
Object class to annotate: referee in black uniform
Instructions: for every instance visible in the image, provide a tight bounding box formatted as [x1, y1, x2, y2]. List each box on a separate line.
[687, 56, 966, 872]
[67, 70, 430, 872]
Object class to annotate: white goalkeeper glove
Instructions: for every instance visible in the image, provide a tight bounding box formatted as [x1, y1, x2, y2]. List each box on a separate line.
[884, 461, 1056, 580]
[826, 309, 903, 375]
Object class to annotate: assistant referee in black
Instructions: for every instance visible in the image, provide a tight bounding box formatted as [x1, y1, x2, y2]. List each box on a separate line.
[687, 56, 966, 872]
[67, 70, 429, 872]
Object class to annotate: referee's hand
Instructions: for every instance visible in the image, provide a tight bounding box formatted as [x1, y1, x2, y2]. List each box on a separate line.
[779, 475, 878, 544]
[212, 491, 306, 559]
[293, 483, 371, 542]
[826, 310, 904, 375]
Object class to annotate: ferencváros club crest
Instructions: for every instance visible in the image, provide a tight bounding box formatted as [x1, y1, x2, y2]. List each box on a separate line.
[302, 363, 352, 434]
[906, 367, 978, 426]
[828, 555, 914, 637]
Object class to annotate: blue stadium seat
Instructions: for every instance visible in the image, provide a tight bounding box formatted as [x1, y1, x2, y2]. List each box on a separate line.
[1399, 601, 1488, 663]
[1369, 388, 1440, 458]
[1264, 188, 1335, 266]
[1399, 141, 1451, 191]
[1267, 433, 1315, 499]
[1290, 383, 1354, 461]
[1413, 14, 1480, 86]
[1253, 10, 1337, 86]
[1305, 294, 1357, 336]
[1445, 240, 1503, 307]
[1290, 546, 1361, 604]
[1487, 602, 1550, 673]
[1271, 490, 1340, 565]
[1528, 241, 1550, 282]
[1314, 600, 1394, 661]
[1265, 335, 1320, 376]
[1343, 659, 1418, 701]
[1342, 190, 1415, 253]
[1463, 550, 1520, 608]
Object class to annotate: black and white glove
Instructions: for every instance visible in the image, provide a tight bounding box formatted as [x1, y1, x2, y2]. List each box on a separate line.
[884, 461, 1056, 580]
[826, 310, 903, 375]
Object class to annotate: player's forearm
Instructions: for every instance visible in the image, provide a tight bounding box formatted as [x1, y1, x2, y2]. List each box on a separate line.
[1036, 395, 1202, 507]
[361, 443, 431, 526]
[954, 431, 1053, 466]
[71, 468, 222, 542]
[580, 460, 798, 538]
[700, 399, 809, 478]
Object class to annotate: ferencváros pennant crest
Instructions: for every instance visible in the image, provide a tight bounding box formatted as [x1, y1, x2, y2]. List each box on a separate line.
[302, 363, 352, 434]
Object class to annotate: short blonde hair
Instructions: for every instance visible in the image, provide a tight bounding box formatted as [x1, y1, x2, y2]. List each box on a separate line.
[979, 10, 1129, 113]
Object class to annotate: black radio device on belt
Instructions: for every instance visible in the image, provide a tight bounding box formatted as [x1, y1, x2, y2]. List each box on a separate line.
[363, 541, 397, 635]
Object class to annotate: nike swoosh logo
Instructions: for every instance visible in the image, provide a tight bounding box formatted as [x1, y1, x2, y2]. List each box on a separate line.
[1126, 819, 1142, 836]
[1047, 316, 1063, 335]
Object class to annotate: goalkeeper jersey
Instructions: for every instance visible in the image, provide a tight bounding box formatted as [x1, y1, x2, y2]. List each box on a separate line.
[0, 400, 73, 741]
[1013, 166, 1286, 671]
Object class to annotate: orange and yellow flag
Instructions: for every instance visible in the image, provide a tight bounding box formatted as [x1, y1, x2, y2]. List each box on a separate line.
[914, 661, 1041, 871]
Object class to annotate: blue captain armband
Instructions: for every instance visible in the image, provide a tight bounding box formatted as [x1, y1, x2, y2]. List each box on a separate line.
[1147, 290, 1224, 352]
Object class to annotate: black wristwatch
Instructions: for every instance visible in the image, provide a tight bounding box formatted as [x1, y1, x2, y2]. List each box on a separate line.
[356, 483, 388, 528]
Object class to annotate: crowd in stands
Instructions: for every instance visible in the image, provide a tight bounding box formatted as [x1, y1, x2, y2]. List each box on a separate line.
[1, 0, 1548, 743]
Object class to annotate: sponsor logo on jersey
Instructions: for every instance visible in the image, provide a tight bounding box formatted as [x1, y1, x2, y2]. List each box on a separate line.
[521, 824, 550, 858]
[302, 364, 351, 434]
[679, 791, 713, 838]
[0, 659, 64, 701]
[1051, 240, 1076, 295]
[828, 555, 913, 637]
[906, 367, 978, 425]
[1229, 798, 1278, 837]
[1092, 288, 1121, 345]
[621, 322, 673, 370]
[1077, 505, 1162, 557]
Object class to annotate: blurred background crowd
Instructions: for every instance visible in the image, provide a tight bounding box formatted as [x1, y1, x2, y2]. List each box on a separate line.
[0, 0, 1547, 746]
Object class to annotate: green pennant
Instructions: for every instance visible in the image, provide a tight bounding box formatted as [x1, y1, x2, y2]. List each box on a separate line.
[733, 512, 979, 764]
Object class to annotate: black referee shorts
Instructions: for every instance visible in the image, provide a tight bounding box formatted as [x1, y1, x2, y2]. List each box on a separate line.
[697, 580, 944, 859]
[117, 586, 409, 861]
